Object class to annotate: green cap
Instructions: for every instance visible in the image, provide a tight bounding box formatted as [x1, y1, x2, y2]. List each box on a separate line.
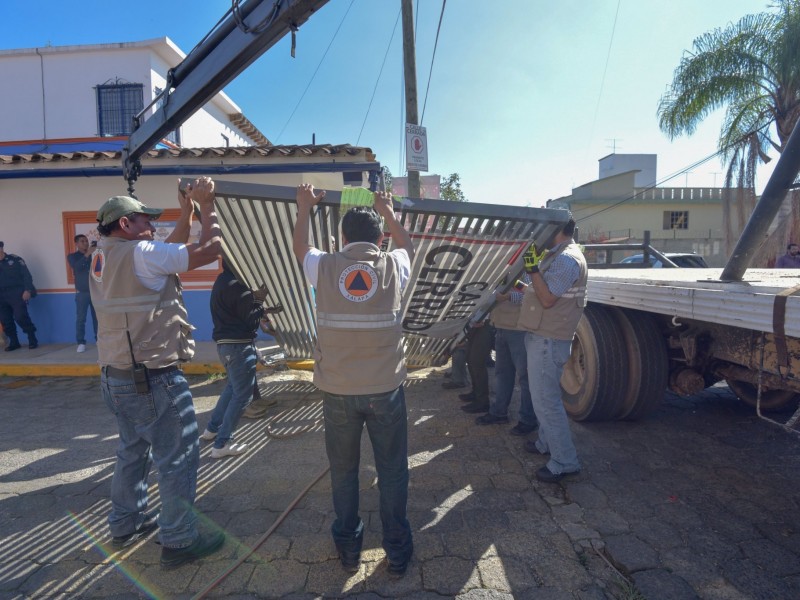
[97, 196, 164, 226]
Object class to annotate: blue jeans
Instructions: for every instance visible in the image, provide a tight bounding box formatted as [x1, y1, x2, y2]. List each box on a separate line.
[525, 333, 580, 474]
[323, 385, 413, 565]
[491, 328, 537, 426]
[75, 291, 97, 345]
[101, 367, 200, 548]
[207, 342, 257, 448]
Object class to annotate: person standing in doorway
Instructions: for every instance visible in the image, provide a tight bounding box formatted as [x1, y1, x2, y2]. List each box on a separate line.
[292, 184, 415, 577]
[67, 234, 98, 352]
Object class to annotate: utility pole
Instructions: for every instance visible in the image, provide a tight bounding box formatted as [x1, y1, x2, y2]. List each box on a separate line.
[401, 0, 421, 199]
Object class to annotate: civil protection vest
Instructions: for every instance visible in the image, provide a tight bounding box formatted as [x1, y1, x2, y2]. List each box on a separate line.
[517, 241, 588, 340]
[89, 237, 195, 368]
[490, 297, 523, 330]
[313, 243, 405, 394]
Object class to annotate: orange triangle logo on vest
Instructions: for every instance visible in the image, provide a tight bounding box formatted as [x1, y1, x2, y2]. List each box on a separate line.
[91, 250, 104, 283]
[338, 263, 378, 302]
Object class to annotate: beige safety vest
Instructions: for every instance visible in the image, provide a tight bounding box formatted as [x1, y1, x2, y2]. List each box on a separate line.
[313, 243, 405, 394]
[90, 237, 195, 368]
[490, 297, 524, 330]
[517, 241, 588, 340]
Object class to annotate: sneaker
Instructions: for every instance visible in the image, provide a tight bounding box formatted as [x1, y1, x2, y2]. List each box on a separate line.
[160, 531, 225, 569]
[509, 422, 537, 436]
[339, 550, 361, 574]
[210, 443, 247, 459]
[524, 440, 548, 455]
[461, 401, 490, 414]
[199, 428, 217, 442]
[77, 344, 87, 353]
[475, 413, 509, 425]
[536, 465, 579, 483]
[442, 380, 466, 390]
[111, 511, 159, 548]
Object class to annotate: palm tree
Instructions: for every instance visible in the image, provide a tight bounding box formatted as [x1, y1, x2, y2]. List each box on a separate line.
[657, 0, 800, 263]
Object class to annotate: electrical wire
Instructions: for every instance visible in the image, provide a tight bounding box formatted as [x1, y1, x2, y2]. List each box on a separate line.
[580, 0, 621, 172]
[357, 9, 402, 145]
[420, 0, 447, 126]
[275, 0, 355, 143]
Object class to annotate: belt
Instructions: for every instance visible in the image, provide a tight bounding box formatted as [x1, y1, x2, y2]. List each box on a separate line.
[103, 365, 179, 379]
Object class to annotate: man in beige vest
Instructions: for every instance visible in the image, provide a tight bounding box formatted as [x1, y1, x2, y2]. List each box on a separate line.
[292, 184, 415, 577]
[91, 178, 224, 569]
[517, 217, 587, 483]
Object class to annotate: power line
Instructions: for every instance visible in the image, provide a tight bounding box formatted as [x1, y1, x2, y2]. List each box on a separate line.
[275, 0, 355, 143]
[357, 9, 402, 145]
[420, 0, 447, 125]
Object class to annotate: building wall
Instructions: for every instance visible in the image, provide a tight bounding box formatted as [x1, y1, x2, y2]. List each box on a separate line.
[0, 39, 253, 146]
[0, 167, 347, 345]
[598, 154, 657, 188]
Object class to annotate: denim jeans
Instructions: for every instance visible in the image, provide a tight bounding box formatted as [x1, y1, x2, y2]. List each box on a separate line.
[101, 367, 200, 548]
[450, 345, 468, 385]
[322, 385, 413, 565]
[467, 324, 494, 403]
[491, 328, 537, 426]
[207, 342, 257, 448]
[75, 291, 97, 345]
[525, 333, 580, 474]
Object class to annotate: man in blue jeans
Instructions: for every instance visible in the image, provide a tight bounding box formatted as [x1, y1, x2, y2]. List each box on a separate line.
[67, 234, 98, 352]
[91, 178, 225, 568]
[293, 184, 415, 577]
[201, 261, 267, 458]
[475, 274, 538, 435]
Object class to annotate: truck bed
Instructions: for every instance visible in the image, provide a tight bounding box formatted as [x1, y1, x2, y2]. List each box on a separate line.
[587, 268, 800, 337]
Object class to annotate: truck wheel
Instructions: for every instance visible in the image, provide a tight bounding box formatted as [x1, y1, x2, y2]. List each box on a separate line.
[724, 378, 799, 411]
[611, 308, 669, 421]
[560, 304, 628, 421]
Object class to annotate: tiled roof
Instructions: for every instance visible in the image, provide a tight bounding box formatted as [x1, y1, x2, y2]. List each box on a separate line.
[0, 144, 375, 166]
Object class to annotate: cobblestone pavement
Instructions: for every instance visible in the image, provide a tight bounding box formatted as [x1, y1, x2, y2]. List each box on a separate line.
[1, 368, 798, 599]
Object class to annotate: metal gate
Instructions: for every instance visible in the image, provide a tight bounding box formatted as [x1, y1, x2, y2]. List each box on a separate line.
[213, 180, 569, 366]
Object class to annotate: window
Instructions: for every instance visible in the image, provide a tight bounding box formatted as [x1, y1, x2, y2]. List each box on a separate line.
[663, 210, 689, 230]
[96, 83, 143, 136]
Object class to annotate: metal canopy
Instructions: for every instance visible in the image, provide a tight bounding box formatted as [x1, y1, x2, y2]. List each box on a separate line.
[213, 179, 569, 367]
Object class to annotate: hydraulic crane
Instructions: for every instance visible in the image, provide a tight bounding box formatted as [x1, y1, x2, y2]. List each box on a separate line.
[121, 0, 330, 194]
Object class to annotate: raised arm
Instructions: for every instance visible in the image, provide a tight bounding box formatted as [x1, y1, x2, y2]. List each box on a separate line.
[373, 191, 414, 261]
[292, 183, 327, 263]
[164, 179, 194, 244]
[183, 177, 222, 270]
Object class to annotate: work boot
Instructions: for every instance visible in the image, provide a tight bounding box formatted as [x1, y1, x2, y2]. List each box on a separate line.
[5, 338, 21, 352]
[28, 333, 38, 350]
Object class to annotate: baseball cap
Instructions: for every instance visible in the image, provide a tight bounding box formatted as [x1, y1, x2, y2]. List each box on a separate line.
[97, 196, 163, 226]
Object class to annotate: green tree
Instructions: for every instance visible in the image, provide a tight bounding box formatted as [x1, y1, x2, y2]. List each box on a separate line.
[440, 173, 468, 202]
[657, 0, 800, 261]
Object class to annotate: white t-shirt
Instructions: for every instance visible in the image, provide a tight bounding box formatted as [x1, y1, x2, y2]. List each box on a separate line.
[132, 240, 190, 291]
[303, 242, 411, 290]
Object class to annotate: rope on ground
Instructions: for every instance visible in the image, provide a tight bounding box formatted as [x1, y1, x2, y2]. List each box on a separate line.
[191, 465, 330, 600]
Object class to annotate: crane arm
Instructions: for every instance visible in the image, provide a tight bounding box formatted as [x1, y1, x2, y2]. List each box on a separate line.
[122, 0, 329, 188]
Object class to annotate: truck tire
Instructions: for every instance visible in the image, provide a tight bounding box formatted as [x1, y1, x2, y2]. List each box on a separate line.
[560, 304, 628, 421]
[611, 308, 669, 421]
[724, 378, 800, 411]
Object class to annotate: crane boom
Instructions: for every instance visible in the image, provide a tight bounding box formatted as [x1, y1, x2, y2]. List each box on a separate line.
[121, 0, 330, 188]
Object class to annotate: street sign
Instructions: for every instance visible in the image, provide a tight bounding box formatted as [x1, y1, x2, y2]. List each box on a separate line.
[405, 123, 428, 172]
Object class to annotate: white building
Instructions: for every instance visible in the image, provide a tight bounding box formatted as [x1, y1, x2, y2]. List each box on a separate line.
[0, 38, 375, 345]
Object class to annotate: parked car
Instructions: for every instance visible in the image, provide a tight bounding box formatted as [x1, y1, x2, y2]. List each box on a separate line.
[619, 252, 709, 268]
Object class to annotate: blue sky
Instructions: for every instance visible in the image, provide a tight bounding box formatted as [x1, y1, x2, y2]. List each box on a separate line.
[1, 0, 775, 206]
